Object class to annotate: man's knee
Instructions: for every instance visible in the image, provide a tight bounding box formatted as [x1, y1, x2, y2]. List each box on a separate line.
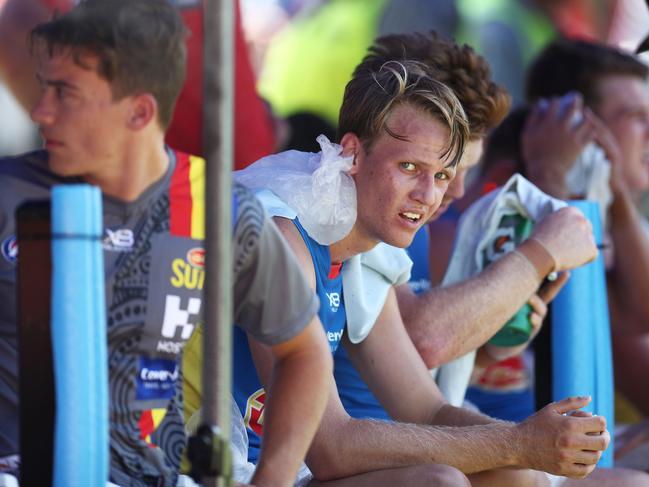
[469, 468, 549, 487]
[414, 464, 471, 487]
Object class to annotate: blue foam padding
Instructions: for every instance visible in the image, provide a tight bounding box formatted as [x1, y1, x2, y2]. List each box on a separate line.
[551, 200, 614, 467]
[51, 185, 108, 486]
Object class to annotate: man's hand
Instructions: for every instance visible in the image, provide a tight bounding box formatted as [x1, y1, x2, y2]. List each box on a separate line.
[587, 111, 626, 198]
[528, 271, 570, 332]
[482, 272, 570, 362]
[522, 95, 597, 199]
[529, 207, 597, 272]
[515, 396, 609, 478]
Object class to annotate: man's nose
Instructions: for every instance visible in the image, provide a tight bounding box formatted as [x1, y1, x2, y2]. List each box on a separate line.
[412, 173, 440, 207]
[30, 91, 56, 126]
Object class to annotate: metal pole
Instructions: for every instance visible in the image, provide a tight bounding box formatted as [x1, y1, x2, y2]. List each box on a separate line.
[202, 0, 234, 485]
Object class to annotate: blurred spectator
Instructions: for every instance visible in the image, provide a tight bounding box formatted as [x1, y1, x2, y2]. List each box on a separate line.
[0, 0, 275, 169]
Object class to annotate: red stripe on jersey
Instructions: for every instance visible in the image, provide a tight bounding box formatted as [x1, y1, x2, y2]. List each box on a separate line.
[170, 151, 193, 237]
[139, 410, 154, 441]
[328, 262, 342, 280]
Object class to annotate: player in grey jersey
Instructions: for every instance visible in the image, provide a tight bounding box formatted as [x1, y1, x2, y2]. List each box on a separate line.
[0, 1, 332, 486]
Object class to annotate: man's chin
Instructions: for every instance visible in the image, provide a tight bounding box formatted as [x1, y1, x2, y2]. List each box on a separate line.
[386, 228, 421, 249]
[47, 159, 77, 178]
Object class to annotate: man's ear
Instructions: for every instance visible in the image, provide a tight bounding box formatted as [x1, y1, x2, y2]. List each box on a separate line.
[127, 93, 157, 131]
[340, 132, 363, 175]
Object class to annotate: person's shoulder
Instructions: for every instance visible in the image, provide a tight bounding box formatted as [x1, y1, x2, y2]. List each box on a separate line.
[0, 150, 63, 187]
[232, 181, 265, 228]
[0, 151, 60, 236]
[0, 149, 45, 169]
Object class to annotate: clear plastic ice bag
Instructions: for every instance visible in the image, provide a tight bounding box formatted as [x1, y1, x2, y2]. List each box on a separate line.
[235, 135, 357, 244]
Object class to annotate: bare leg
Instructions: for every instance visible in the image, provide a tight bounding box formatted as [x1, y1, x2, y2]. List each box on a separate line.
[308, 464, 470, 487]
[469, 469, 550, 487]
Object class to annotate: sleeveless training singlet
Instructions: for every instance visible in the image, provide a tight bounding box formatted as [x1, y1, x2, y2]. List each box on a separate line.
[231, 218, 346, 463]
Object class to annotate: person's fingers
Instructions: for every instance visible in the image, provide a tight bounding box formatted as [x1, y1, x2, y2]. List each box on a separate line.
[573, 415, 608, 436]
[553, 396, 591, 414]
[529, 310, 543, 333]
[564, 448, 602, 466]
[568, 410, 593, 418]
[587, 110, 622, 165]
[528, 294, 547, 317]
[559, 93, 583, 128]
[546, 98, 561, 119]
[524, 103, 544, 131]
[537, 271, 570, 304]
[572, 117, 596, 145]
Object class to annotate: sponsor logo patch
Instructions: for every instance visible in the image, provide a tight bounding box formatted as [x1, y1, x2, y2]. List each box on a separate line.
[170, 248, 205, 290]
[1, 235, 18, 264]
[136, 356, 179, 400]
[326, 292, 340, 312]
[103, 228, 134, 252]
[244, 388, 266, 436]
[186, 247, 205, 269]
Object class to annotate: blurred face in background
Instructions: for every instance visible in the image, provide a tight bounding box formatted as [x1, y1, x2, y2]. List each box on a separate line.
[432, 138, 483, 220]
[595, 75, 649, 195]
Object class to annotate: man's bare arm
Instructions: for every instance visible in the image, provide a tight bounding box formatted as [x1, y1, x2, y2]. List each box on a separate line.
[399, 206, 597, 368]
[607, 191, 649, 333]
[244, 217, 332, 486]
[303, 288, 607, 480]
[248, 318, 332, 487]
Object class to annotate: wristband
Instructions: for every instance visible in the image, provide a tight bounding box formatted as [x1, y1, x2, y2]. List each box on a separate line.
[515, 237, 556, 280]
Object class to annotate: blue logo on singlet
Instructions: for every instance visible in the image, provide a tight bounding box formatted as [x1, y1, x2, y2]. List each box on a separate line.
[1, 235, 18, 264]
[136, 357, 179, 401]
[325, 292, 340, 312]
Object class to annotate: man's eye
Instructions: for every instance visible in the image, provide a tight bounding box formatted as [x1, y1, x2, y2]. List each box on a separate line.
[400, 162, 416, 172]
[435, 171, 450, 180]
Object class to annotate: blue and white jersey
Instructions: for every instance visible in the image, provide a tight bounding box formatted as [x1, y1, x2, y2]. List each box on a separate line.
[334, 226, 430, 420]
[232, 218, 345, 463]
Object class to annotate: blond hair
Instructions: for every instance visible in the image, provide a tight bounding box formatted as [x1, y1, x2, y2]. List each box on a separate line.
[338, 59, 469, 167]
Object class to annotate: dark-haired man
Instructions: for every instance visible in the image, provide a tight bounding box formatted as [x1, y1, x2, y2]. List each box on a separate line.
[477, 37, 649, 471]
[0, 1, 332, 486]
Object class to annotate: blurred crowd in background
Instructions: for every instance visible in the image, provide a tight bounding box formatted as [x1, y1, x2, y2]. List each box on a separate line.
[2, 0, 649, 212]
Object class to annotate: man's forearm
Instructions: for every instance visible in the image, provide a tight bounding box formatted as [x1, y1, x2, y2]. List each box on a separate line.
[608, 194, 649, 330]
[252, 324, 333, 487]
[308, 397, 607, 481]
[401, 249, 541, 368]
[307, 414, 519, 480]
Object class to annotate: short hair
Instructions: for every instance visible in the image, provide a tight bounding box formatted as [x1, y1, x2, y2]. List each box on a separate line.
[526, 38, 649, 109]
[30, 0, 187, 129]
[364, 31, 511, 140]
[339, 59, 469, 168]
[480, 106, 529, 177]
